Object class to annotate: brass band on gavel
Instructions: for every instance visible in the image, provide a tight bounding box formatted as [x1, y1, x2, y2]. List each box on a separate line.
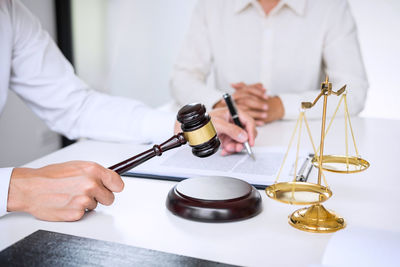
[183, 121, 217, 146]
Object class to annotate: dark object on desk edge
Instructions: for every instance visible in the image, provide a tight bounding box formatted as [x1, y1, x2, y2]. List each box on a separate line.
[0, 230, 235, 267]
[109, 103, 220, 174]
[166, 176, 262, 222]
[123, 171, 268, 190]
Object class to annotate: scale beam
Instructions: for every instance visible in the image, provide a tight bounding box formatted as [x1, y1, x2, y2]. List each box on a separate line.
[301, 80, 347, 109]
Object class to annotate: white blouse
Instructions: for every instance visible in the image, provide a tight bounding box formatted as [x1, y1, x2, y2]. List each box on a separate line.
[171, 0, 368, 120]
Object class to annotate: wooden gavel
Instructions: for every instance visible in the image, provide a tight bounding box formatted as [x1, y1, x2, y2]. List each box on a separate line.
[109, 103, 221, 174]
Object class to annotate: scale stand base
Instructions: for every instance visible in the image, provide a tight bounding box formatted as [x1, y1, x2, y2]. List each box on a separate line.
[289, 204, 346, 233]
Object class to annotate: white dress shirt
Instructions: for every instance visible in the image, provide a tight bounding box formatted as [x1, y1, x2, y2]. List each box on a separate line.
[0, 0, 176, 217]
[171, 0, 368, 119]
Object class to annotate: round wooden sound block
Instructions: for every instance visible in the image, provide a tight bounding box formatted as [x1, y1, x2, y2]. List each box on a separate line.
[166, 176, 262, 222]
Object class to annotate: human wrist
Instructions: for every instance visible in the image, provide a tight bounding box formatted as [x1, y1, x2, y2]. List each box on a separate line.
[7, 168, 33, 213]
[271, 96, 285, 120]
[212, 99, 225, 109]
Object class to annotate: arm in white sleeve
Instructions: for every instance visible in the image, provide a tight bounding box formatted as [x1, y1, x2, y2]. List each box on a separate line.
[170, 1, 223, 110]
[0, 168, 13, 217]
[279, 0, 368, 120]
[9, 0, 175, 144]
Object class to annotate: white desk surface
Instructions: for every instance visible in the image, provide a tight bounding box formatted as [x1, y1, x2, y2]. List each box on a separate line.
[1, 117, 399, 267]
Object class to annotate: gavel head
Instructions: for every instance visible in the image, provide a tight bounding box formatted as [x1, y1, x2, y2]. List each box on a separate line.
[177, 103, 220, 157]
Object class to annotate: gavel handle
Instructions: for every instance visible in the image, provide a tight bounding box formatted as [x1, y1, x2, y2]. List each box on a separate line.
[109, 133, 187, 175]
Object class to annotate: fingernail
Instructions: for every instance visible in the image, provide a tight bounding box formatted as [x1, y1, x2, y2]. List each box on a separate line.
[263, 104, 268, 110]
[262, 113, 267, 118]
[238, 133, 247, 142]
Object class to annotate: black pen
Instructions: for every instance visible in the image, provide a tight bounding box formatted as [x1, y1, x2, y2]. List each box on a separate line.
[223, 93, 256, 160]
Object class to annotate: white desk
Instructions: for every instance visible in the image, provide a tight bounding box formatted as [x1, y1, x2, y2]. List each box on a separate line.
[1, 117, 399, 267]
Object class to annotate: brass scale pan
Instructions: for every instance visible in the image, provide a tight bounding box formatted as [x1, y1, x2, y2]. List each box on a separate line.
[311, 155, 369, 173]
[267, 155, 369, 205]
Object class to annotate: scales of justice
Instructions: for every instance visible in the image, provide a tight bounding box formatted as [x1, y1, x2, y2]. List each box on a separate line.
[266, 76, 370, 233]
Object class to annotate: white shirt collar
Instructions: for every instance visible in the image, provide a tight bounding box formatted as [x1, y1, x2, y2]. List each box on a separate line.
[234, 0, 254, 14]
[234, 0, 306, 16]
[283, 0, 307, 16]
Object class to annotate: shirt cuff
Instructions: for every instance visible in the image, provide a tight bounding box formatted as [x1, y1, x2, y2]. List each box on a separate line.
[202, 90, 225, 111]
[278, 93, 302, 120]
[0, 168, 13, 217]
[138, 109, 177, 144]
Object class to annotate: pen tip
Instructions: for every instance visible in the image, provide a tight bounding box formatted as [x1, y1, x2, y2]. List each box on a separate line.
[251, 154, 256, 161]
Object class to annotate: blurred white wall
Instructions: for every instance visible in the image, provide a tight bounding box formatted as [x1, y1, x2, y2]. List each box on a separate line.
[72, 0, 197, 107]
[105, 0, 197, 107]
[349, 0, 400, 119]
[71, 0, 109, 93]
[0, 0, 60, 167]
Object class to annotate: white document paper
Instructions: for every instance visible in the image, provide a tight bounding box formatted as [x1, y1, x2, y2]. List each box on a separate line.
[126, 146, 309, 186]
